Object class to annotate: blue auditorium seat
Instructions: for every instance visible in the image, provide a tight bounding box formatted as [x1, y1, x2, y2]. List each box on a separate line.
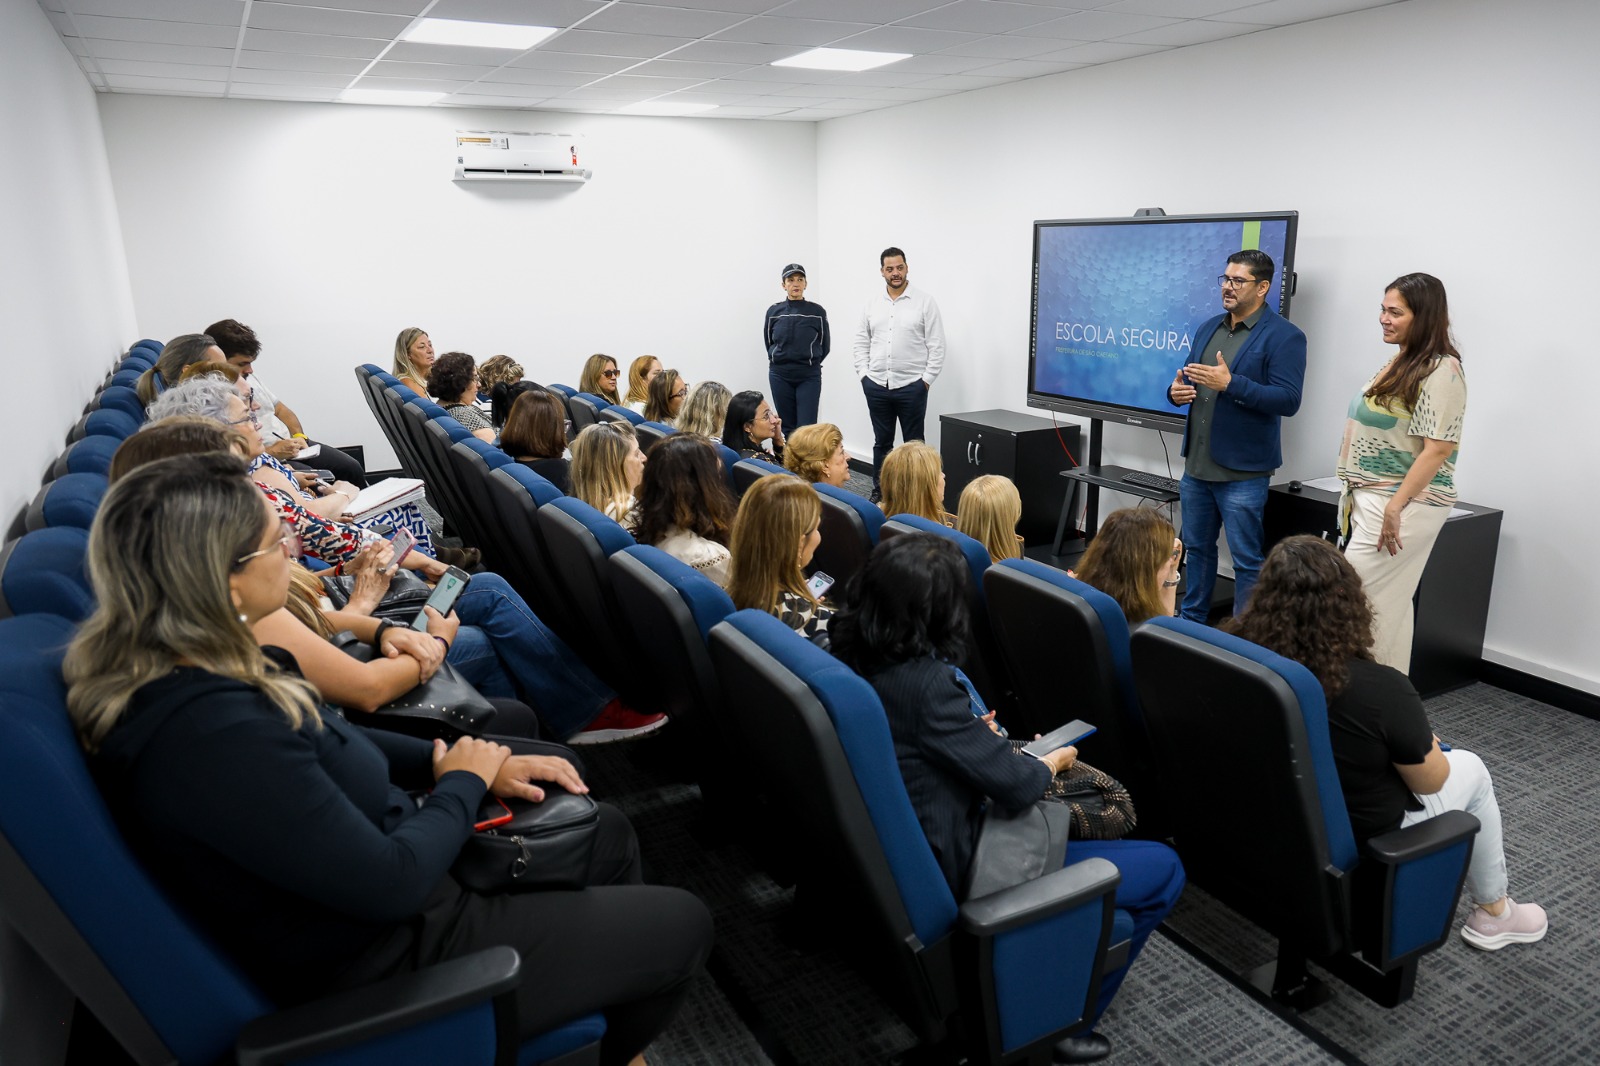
[93, 385, 146, 422]
[731, 458, 792, 497]
[634, 421, 675, 453]
[811, 483, 883, 592]
[568, 394, 607, 433]
[0, 528, 93, 621]
[49, 435, 120, 482]
[68, 408, 141, 444]
[601, 405, 645, 427]
[26, 473, 108, 533]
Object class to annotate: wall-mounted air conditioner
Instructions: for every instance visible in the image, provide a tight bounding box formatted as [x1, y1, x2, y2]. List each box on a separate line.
[453, 130, 591, 183]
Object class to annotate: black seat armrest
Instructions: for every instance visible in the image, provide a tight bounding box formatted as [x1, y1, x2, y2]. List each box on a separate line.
[957, 857, 1120, 937]
[1363, 810, 1480, 866]
[236, 946, 520, 1066]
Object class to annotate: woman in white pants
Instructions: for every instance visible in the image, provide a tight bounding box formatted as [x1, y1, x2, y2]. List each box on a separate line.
[1336, 273, 1467, 673]
[1227, 536, 1547, 951]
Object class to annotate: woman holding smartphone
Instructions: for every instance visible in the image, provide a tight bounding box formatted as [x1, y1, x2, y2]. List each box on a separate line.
[830, 534, 1186, 1065]
[1336, 273, 1467, 672]
[728, 475, 834, 644]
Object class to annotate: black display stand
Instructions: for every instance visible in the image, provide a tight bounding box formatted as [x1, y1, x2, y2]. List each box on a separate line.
[1049, 418, 1179, 557]
[1263, 482, 1501, 697]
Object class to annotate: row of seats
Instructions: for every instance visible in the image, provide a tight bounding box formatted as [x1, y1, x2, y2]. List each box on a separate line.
[355, 363, 1479, 1032]
[0, 342, 608, 1066]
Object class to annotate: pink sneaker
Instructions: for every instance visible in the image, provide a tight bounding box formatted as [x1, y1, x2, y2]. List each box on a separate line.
[1461, 897, 1548, 950]
[568, 700, 668, 746]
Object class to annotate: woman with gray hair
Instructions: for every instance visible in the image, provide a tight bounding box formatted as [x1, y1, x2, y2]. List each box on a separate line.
[134, 333, 224, 406]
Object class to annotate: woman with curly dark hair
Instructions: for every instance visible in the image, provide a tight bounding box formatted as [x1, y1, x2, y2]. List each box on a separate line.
[1225, 535, 1545, 951]
[631, 434, 736, 588]
[428, 352, 495, 443]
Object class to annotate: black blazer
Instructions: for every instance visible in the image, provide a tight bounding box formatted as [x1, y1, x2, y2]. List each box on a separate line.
[866, 656, 1051, 895]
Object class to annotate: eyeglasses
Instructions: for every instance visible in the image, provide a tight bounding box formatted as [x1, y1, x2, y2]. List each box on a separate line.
[226, 412, 257, 427]
[1218, 275, 1264, 290]
[235, 520, 301, 566]
[671, 389, 689, 400]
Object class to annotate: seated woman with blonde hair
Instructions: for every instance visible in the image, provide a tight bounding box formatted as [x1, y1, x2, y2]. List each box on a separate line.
[956, 475, 1023, 564]
[879, 440, 950, 525]
[782, 423, 850, 488]
[392, 327, 434, 394]
[570, 421, 645, 528]
[578, 353, 621, 406]
[676, 381, 731, 441]
[624, 355, 661, 414]
[1072, 507, 1182, 624]
[729, 475, 833, 643]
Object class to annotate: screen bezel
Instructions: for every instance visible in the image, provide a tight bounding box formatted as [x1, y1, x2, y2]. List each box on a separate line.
[1026, 210, 1299, 434]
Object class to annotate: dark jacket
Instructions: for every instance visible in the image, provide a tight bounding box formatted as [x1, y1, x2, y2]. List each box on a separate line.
[764, 298, 831, 378]
[92, 661, 483, 1004]
[1172, 305, 1306, 471]
[865, 656, 1051, 895]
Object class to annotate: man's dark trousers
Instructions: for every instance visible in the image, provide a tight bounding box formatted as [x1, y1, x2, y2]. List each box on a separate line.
[863, 377, 928, 489]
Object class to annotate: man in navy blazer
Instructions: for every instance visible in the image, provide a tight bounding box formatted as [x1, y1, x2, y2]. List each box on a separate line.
[1167, 250, 1306, 622]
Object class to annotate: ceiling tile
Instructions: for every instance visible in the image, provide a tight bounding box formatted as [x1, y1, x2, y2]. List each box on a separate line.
[223, 66, 356, 87]
[908, 73, 1013, 91]
[731, 63, 840, 83]
[540, 29, 694, 57]
[1022, 10, 1183, 39]
[591, 73, 713, 92]
[710, 16, 872, 46]
[898, 1, 1064, 34]
[439, 93, 555, 107]
[705, 105, 804, 117]
[772, 106, 875, 119]
[243, 28, 389, 58]
[246, 4, 412, 38]
[641, 89, 758, 104]
[103, 73, 232, 92]
[720, 93, 830, 106]
[829, 25, 987, 52]
[69, 15, 240, 47]
[964, 57, 1087, 77]
[665, 39, 796, 63]
[625, 58, 755, 79]
[85, 40, 237, 64]
[286, 0, 430, 13]
[93, 58, 230, 80]
[1114, 18, 1270, 44]
[509, 50, 641, 73]
[691, 78, 802, 94]
[577, 3, 752, 37]
[1208, 0, 1399, 24]
[821, 70, 929, 88]
[65, 0, 244, 26]
[228, 83, 343, 99]
[427, 0, 608, 25]
[935, 33, 1073, 58]
[861, 86, 948, 100]
[1032, 40, 1170, 62]
[768, 0, 947, 22]
[365, 60, 501, 81]
[235, 49, 371, 74]
[45, 9, 77, 37]
[456, 80, 563, 96]
[384, 41, 528, 63]
[350, 75, 474, 91]
[481, 66, 598, 86]
[553, 85, 662, 101]
[640, 0, 787, 11]
[1103, 0, 1256, 15]
[884, 53, 1000, 73]
[763, 82, 856, 98]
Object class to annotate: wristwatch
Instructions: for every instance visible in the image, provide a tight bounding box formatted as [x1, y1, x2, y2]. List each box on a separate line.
[371, 618, 398, 653]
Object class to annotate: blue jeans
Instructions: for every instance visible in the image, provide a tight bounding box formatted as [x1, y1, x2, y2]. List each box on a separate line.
[1067, 839, 1186, 1027]
[447, 626, 516, 699]
[768, 370, 822, 431]
[453, 572, 613, 738]
[863, 377, 928, 489]
[1178, 473, 1270, 622]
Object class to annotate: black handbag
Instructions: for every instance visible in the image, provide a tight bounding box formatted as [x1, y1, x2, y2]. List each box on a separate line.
[963, 798, 1075, 901]
[452, 789, 600, 893]
[1044, 760, 1137, 841]
[322, 569, 433, 622]
[331, 631, 496, 740]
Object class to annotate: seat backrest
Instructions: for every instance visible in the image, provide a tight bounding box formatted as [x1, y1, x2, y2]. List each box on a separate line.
[26, 473, 108, 533]
[120, 352, 156, 372]
[602, 405, 645, 427]
[71, 408, 141, 444]
[0, 615, 271, 1065]
[536, 498, 638, 699]
[0, 528, 95, 622]
[811, 483, 883, 590]
[1130, 616, 1357, 953]
[713, 443, 742, 497]
[131, 338, 164, 353]
[611, 545, 733, 728]
[569, 394, 606, 433]
[879, 516, 1014, 715]
[94, 386, 146, 422]
[984, 559, 1160, 822]
[707, 610, 960, 1040]
[634, 421, 675, 453]
[49, 435, 120, 482]
[732, 458, 792, 497]
[484, 465, 577, 641]
[447, 440, 514, 572]
[109, 368, 142, 390]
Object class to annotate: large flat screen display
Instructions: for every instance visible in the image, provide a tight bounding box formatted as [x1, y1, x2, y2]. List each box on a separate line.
[1028, 211, 1298, 433]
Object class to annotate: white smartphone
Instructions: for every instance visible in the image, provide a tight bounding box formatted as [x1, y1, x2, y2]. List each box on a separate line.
[388, 527, 417, 569]
[805, 571, 834, 598]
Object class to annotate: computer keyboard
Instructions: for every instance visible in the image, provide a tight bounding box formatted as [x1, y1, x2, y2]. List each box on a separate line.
[1120, 471, 1181, 495]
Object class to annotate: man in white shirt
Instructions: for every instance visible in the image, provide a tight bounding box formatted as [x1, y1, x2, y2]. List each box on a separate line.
[852, 247, 946, 502]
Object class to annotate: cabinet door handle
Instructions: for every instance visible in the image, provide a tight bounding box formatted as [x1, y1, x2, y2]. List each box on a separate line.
[974, 442, 982, 466]
[967, 442, 974, 464]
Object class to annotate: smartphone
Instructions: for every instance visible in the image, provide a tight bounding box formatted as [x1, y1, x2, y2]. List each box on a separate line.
[368, 522, 395, 538]
[388, 527, 417, 569]
[473, 795, 514, 832]
[312, 469, 336, 482]
[1022, 719, 1097, 759]
[805, 571, 835, 598]
[412, 566, 471, 631]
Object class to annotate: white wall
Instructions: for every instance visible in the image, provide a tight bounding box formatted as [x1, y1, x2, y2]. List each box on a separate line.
[0, 0, 137, 528]
[815, 0, 1600, 693]
[97, 95, 818, 470]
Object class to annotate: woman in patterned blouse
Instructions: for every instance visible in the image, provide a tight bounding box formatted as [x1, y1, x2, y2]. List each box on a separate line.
[728, 475, 833, 644]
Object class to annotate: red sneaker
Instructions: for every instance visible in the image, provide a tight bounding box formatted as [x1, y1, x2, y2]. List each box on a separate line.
[568, 700, 668, 745]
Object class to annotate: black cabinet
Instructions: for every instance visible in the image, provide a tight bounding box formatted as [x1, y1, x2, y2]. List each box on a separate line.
[1263, 482, 1501, 697]
[940, 410, 1080, 545]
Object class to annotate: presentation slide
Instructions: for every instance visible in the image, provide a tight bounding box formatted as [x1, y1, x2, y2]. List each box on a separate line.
[1031, 217, 1291, 416]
